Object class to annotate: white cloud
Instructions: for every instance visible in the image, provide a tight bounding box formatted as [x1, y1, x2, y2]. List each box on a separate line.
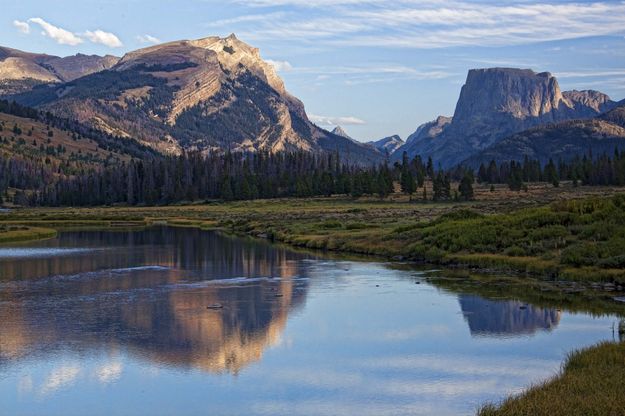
[136, 34, 161, 44]
[13, 20, 30, 34]
[309, 114, 366, 126]
[84, 30, 123, 48]
[266, 59, 293, 72]
[28, 17, 83, 46]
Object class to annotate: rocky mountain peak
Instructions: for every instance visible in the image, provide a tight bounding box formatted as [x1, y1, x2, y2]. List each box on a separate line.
[331, 126, 352, 139]
[405, 116, 452, 146]
[188, 34, 286, 95]
[369, 135, 404, 154]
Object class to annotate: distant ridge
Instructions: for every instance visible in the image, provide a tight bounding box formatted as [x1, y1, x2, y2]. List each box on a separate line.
[463, 102, 625, 167]
[0, 46, 118, 94]
[369, 135, 404, 155]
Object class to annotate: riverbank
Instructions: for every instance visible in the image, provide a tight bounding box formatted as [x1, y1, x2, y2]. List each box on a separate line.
[2, 185, 625, 284]
[479, 341, 625, 416]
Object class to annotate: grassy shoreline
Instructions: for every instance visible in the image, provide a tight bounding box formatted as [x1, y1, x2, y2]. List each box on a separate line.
[2, 186, 625, 284]
[0, 225, 57, 244]
[478, 341, 625, 416]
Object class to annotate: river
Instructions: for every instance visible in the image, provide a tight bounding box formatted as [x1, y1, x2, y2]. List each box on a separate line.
[0, 227, 618, 415]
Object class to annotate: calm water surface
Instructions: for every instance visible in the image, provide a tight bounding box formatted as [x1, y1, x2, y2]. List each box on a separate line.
[0, 227, 619, 416]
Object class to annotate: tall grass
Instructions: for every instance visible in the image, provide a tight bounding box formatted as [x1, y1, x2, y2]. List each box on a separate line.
[478, 341, 625, 416]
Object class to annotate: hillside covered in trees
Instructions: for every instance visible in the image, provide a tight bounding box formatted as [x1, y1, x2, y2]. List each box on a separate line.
[3, 97, 625, 208]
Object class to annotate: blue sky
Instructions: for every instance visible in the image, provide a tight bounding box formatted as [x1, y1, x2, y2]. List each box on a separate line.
[3, 0, 625, 141]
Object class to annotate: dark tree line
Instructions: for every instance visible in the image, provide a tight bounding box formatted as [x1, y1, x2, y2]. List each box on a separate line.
[476, 150, 625, 190]
[3, 148, 466, 207]
[21, 151, 399, 206]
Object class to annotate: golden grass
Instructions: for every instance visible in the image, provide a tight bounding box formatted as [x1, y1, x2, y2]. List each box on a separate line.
[479, 341, 625, 416]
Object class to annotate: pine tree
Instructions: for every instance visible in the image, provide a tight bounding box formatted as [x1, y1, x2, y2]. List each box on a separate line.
[458, 172, 474, 201]
[426, 157, 434, 179]
[544, 159, 559, 187]
[508, 161, 524, 191]
[220, 176, 234, 200]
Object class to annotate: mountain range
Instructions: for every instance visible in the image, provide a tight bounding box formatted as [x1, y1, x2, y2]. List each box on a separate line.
[1, 35, 383, 164]
[1, 36, 624, 168]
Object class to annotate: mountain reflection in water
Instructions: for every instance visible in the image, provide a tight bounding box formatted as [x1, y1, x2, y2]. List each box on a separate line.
[458, 294, 561, 337]
[0, 227, 313, 374]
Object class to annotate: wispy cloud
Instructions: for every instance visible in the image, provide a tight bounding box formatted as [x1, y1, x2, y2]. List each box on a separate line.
[28, 17, 83, 46]
[84, 30, 123, 48]
[292, 64, 453, 85]
[206, 12, 288, 27]
[309, 114, 366, 126]
[13, 20, 30, 34]
[555, 69, 625, 78]
[228, 1, 625, 49]
[136, 34, 161, 44]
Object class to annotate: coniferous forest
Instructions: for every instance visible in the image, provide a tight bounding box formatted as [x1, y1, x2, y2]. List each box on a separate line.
[2, 99, 625, 207]
[4, 146, 625, 207]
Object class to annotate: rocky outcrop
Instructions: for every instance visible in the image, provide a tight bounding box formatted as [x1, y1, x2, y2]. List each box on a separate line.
[401, 68, 618, 168]
[7, 35, 383, 164]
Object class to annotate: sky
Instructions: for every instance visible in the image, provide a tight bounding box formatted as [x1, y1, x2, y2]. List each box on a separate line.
[2, 0, 625, 142]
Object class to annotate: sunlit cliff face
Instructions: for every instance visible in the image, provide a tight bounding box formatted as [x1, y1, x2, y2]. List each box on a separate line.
[0, 227, 310, 374]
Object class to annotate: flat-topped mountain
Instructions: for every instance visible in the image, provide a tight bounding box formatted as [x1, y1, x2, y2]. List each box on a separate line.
[4, 35, 383, 164]
[0, 46, 118, 94]
[401, 68, 618, 167]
